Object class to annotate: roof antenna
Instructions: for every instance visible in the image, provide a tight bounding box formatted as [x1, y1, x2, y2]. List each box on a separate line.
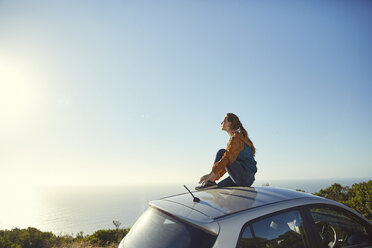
[184, 185, 200, 203]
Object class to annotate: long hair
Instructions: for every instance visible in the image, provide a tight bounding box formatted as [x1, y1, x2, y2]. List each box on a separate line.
[226, 113, 256, 156]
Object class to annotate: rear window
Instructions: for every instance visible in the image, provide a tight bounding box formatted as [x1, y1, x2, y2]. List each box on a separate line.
[123, 207, 216, 248]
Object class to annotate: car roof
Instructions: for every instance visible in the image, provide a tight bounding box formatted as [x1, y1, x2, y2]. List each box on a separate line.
[151, 186, 320, 220]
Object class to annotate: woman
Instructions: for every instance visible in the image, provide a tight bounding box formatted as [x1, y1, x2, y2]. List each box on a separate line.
[196, 113, 257, 190]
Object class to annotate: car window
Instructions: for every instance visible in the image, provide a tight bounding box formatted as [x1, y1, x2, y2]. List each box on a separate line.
[309, 206, 372, 248]
[237, 210, 308, 248]
[123, 207, 216, 248]
[237, 226, 255, 248]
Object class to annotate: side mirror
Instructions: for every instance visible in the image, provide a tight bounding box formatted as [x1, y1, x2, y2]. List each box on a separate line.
[346, 232, 368, 246]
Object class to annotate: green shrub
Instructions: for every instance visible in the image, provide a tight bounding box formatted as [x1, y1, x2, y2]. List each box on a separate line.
[0, 227, 130, 248]
[0, 235, 15, 248]
[314, 183, 350, 202]
[85, 228, 129, 245]
[314, 180, 372, 221]
[344, 181, 372, 220]
[0, 228, 53, 248]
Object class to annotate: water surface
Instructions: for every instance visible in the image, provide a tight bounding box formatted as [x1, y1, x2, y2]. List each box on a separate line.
[1, 177, 369, 235]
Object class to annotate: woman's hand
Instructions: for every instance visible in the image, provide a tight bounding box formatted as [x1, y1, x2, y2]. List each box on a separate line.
[199, 172, 217, 185]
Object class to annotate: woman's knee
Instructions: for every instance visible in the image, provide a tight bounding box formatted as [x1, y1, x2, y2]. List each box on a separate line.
[214, 149, 226, 164]
[248, 173, 255, 187]
[217, 149, 226, 157]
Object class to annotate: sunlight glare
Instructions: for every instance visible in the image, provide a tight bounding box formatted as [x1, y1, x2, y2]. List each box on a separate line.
[0, 55, 45, 125]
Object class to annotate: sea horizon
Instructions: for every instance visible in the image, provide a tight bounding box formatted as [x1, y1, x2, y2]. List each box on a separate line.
[2, 177, 370, 235]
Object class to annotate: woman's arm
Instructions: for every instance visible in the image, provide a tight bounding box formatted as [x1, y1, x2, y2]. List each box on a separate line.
[212, 136, 244, 179]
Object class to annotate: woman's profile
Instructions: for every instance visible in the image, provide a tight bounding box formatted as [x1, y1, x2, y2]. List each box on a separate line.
[196, 113, 257, 190]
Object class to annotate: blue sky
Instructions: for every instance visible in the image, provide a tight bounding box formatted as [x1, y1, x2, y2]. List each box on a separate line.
[0, 0, 371, 187]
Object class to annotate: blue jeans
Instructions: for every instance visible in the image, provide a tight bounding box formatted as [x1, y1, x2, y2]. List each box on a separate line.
[214, 149, 255, 187]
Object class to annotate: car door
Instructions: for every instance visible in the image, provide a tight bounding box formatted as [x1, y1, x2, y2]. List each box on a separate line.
[236, 207, 314, 248]
[304, 204, 372, 248]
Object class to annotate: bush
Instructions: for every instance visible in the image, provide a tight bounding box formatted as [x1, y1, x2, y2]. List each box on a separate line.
[85, 229, 129, 246]
[0, 227, 54, 248]
[0, 227, 130, 248]
[314, 180, 372, 221]
[0, 235, 19, 248]
[344, 181, 372, 220]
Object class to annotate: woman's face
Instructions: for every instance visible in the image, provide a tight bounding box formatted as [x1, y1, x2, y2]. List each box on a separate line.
[221, 115, 232, 132]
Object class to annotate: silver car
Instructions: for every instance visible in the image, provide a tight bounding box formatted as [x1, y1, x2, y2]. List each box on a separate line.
[118, 187, 372, 248]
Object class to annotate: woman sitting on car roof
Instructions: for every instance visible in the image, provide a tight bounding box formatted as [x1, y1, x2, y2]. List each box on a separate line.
[196, 113, 257, 190]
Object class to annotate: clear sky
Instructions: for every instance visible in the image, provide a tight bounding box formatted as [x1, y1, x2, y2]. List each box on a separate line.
[0, 0, 371, 188]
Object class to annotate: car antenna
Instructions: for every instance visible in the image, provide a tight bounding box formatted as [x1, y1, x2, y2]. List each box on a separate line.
[184, 185, 200, 203]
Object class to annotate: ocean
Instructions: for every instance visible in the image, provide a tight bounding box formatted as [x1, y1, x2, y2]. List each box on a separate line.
[1, 177, 370, 235]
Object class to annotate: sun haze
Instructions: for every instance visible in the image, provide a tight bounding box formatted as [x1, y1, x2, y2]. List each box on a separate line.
[0, 1, 371, 189]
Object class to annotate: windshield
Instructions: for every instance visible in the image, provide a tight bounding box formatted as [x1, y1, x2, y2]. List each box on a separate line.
[123, 207, 216, 248]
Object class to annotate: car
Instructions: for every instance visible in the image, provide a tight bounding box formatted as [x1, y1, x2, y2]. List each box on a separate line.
[118, 186, 372, 248]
